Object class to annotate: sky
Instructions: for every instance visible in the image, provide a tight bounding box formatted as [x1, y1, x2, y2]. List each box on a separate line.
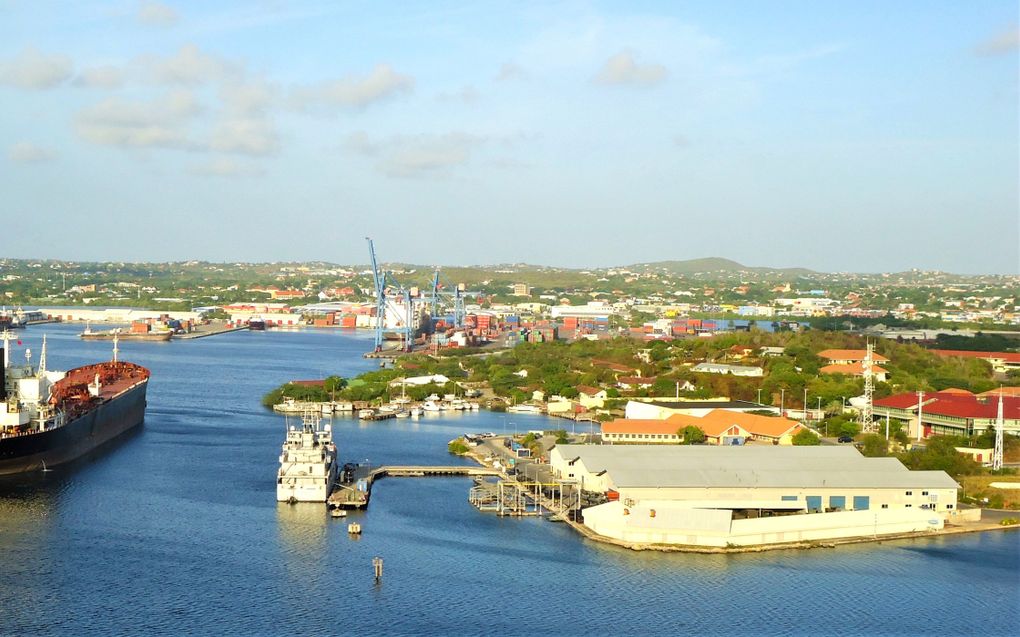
[1, 1, 1018, 274]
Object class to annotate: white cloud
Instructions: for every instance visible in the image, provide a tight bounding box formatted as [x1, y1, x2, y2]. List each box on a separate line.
[189, 158, 265, 178]
[74, 66, 124, 89]
[344, 131, 484, 178]
[0, 46, 73, 89]
[292, 64, 413, 110]
[496, 62, 524, 81]
[219, 80, 277, 116]
[209, 118, 279, 155]
[146, 44, 240, 85]
[976, 25, 1020, 56]
[594, 51, 666, 86]
[438, 85, 479, 103]
[75, 90, 201, 149]
[138, 1, 179, 27]
[8, 142, 56, 163]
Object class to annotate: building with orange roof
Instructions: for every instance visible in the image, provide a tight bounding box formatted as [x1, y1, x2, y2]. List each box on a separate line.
[602, 410, 802, 445]
[820, 362, 890, 382]
[818, 349, 890, 365]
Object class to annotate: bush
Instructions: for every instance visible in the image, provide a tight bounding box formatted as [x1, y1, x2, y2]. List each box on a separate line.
[1000, 518, 1019, 526]
[792, 429, 821, 446]
[679, 425, 705, 445]
[448, 439, 470, 455]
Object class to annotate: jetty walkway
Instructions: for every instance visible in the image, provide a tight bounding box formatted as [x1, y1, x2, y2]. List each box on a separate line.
[327, 465, 501, 509]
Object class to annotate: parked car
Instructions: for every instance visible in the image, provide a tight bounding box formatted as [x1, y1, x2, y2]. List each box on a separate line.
[837, 435, 854, 443]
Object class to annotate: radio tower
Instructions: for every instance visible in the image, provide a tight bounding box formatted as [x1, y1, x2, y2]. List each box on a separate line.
[860, 342, 877, 433]
[992, 390, 1004, 471]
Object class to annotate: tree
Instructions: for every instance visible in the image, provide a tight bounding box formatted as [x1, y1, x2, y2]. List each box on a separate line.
[859, 433, 888, 457]
[792, 428, 821, 446]
[679, 425, 705, 445]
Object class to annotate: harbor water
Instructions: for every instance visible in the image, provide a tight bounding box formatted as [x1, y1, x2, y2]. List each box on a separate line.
[0, 325, 1017, 636]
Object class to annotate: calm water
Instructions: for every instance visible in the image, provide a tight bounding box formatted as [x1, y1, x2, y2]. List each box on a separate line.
[1, 325, 1017, 636]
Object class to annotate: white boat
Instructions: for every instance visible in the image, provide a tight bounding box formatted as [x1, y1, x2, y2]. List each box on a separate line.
[422, 400, 442, 412]
[508, 404, 542, 414]
[358, 408, 376, 419]
[409, 407, 422, 418]
[449, 399, 467, 411]
[277, 410, 338, 503]
[394, 409, 409, 418]
[468, 403, 480, 411]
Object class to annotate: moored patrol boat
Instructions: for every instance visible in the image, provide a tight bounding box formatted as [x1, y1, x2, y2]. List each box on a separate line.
[276, 409, 338, 503]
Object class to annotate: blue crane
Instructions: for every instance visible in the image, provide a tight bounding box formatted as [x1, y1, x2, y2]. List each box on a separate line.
[366, 237, 417, 353]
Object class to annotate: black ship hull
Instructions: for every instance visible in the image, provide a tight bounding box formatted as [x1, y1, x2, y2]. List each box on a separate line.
[0, 381, 148, 476]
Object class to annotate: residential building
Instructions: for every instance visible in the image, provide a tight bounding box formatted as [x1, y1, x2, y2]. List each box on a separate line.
[625, 399, 778, 419]
[930, 350, 1020, 374]
[602, 410, 802, 445]
[691, 362, 764, 377]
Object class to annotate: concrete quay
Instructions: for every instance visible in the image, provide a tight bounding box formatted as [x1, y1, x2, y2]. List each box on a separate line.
[327, 464, 501, 509]
[175, 321, 250, 339]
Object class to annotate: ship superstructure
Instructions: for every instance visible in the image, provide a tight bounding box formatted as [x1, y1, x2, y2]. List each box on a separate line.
[277, 410, 338, 502]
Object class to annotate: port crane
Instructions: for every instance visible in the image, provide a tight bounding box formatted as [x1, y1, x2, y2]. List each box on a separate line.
[365, 237, 419, 353]
[427, 268, 476, 329]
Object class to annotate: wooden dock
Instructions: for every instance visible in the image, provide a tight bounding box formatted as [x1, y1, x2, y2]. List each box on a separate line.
[327, 465, 501, 509]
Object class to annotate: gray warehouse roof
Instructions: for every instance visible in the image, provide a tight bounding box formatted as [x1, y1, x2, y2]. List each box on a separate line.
[554, 445, 959, 490]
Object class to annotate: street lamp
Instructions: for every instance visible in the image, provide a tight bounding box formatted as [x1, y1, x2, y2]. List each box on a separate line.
[780, 388, 785, 416]
[757, 388, 763, 405]
[803, 388, 808, 419]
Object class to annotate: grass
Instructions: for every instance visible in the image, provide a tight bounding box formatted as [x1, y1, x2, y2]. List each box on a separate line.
[960, 475, 1020, 510]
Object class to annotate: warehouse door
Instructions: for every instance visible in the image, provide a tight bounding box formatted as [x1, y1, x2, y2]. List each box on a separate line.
[853, 496, 870, 511]
[806, 496, 822, 512]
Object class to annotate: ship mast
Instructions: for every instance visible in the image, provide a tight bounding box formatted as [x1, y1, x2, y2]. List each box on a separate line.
[37, 334, 47, 378]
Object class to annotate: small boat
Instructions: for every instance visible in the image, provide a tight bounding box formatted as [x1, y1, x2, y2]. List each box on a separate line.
[468, 403, 480, 411]
[422, 400, 442, 412]
[409, 407, 422, 418]
[348, 522, 362, 535]
[330, 508, 347, 518]
[508, 404, 542, 414]
[358, 408, 376, 419]
[394, 409, 409, 418]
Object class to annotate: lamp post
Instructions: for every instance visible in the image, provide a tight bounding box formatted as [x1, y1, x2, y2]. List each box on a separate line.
[803, 388, 808, 420]
[780, 388, 785, 417]
[757, 388, 763, 405]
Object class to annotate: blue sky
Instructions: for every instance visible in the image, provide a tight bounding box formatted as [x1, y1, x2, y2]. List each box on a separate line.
[1, 1, 1017, 273]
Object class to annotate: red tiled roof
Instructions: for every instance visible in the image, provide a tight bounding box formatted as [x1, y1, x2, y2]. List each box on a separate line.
[617, 376, 655, 386]
[818, 349, 890, 362]
[875, 392, 1020, 420]
[931, 350, 1020, 364]
[577, 385, 604, 396]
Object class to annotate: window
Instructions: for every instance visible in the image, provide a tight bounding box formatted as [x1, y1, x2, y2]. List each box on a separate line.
[781, 495, 798, 502]
[906, 504, 912, 508]
[921, 491, 929, 496]
[905, 491, 913, 496]
[946, 504, 954, 509]
[881, 504, 889, 509]
[853, 496, 870, 511]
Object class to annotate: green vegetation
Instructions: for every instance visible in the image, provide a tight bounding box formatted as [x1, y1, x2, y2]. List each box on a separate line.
[792, 429, 821, 446]
[448, 439, 470, 455]
[897, 437, 982, 480]
[679, 425, 705, 445]
[1000, 518, 1019, 526]
[858, 433, 890, 457]
[261, 376, 347, 407]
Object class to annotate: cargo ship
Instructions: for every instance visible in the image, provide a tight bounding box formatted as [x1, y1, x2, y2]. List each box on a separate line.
[0, 332, 150, 476]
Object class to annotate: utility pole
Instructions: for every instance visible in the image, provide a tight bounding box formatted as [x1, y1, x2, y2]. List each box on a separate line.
[915, 390, 925, 442]
[780, 388, 785, 417]
[993, 391, 1004, 471]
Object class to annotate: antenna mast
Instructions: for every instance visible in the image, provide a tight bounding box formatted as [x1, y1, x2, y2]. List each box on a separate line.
[993, 391, 1004, 471]
[860, 342, 877, 433]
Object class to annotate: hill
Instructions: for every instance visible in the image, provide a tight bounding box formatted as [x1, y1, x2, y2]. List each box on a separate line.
[629, 258, 816, 277]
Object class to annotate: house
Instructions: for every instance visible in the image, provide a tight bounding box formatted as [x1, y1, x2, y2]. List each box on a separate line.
[760, 346, 786, 357]
[691, 363, 764, 377]
[616, 376, 656, 390]
[728, 345, 755, 360]
[576, 386, 608, 409]
[820, 362, 890, 382]
[818, 349, 890, 366]
[389, 374, 450, 387]
[625, 399, 779, 419]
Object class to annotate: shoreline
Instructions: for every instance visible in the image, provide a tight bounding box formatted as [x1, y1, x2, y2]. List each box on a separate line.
[460, 449, 1020, 554]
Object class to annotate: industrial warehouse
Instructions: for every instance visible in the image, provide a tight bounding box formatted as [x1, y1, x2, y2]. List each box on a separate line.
[549, 445, 961, 548]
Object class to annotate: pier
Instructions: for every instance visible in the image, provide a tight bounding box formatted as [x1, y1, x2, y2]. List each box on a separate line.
[327, 464, 502, 509]
[175, 322, 250, 340]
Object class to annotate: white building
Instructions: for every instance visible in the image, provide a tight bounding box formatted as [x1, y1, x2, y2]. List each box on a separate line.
[550, 445, 959, 548]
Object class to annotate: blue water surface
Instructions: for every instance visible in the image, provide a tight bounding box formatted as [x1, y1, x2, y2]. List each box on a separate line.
[0, 325, 1017, 636]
